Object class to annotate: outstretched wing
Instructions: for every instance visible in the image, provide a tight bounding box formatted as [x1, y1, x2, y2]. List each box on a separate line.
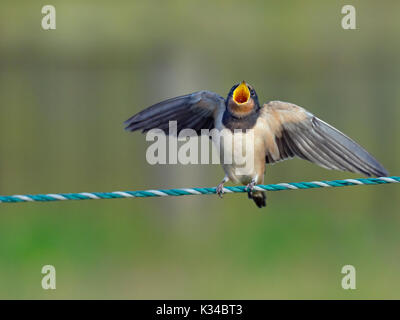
[124, 91, 225, 135]
[261, 101, 388, 177]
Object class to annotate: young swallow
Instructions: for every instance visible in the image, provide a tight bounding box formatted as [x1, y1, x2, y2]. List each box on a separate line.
[124, 81, 388, 208]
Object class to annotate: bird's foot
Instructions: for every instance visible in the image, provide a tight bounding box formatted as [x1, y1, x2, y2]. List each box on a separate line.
[216, 182, 225, 198]
[216, 176, 229, 198]
[245, 179, 256, 197]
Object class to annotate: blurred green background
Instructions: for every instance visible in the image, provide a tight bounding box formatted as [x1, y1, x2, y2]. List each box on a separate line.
[0, 0, 399, 299]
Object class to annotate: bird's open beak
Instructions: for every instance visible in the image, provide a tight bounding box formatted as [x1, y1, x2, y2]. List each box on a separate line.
[233, 81, 250, 104]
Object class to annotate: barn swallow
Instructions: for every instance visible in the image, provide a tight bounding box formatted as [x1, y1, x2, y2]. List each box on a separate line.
[125, 81, 388, 208]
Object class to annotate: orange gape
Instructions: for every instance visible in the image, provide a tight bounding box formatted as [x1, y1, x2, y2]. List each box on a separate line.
[234, 89, 249, 103]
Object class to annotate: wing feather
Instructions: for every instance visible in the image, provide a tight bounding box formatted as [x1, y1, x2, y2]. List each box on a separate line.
[124, 91, 225, 135]
[262, 101, 388, 177]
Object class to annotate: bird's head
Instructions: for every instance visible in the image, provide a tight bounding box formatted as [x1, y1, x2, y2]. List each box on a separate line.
[226, 81, 260, 117]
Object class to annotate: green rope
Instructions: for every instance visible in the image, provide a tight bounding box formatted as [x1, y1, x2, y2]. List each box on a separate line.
[0, 176, 398, 204]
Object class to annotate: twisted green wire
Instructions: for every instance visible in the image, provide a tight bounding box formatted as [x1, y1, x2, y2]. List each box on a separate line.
[0, 176, 398, 204]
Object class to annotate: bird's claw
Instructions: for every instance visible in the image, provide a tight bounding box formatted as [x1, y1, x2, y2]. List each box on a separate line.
[216, 183, 225, 198]
[245, 180, 256, 196]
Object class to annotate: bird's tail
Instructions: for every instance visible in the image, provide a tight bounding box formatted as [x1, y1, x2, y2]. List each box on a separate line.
[248, 190, 266, 208]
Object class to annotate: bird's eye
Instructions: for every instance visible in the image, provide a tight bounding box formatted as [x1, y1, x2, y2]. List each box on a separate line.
[250, 88, 255, 96]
